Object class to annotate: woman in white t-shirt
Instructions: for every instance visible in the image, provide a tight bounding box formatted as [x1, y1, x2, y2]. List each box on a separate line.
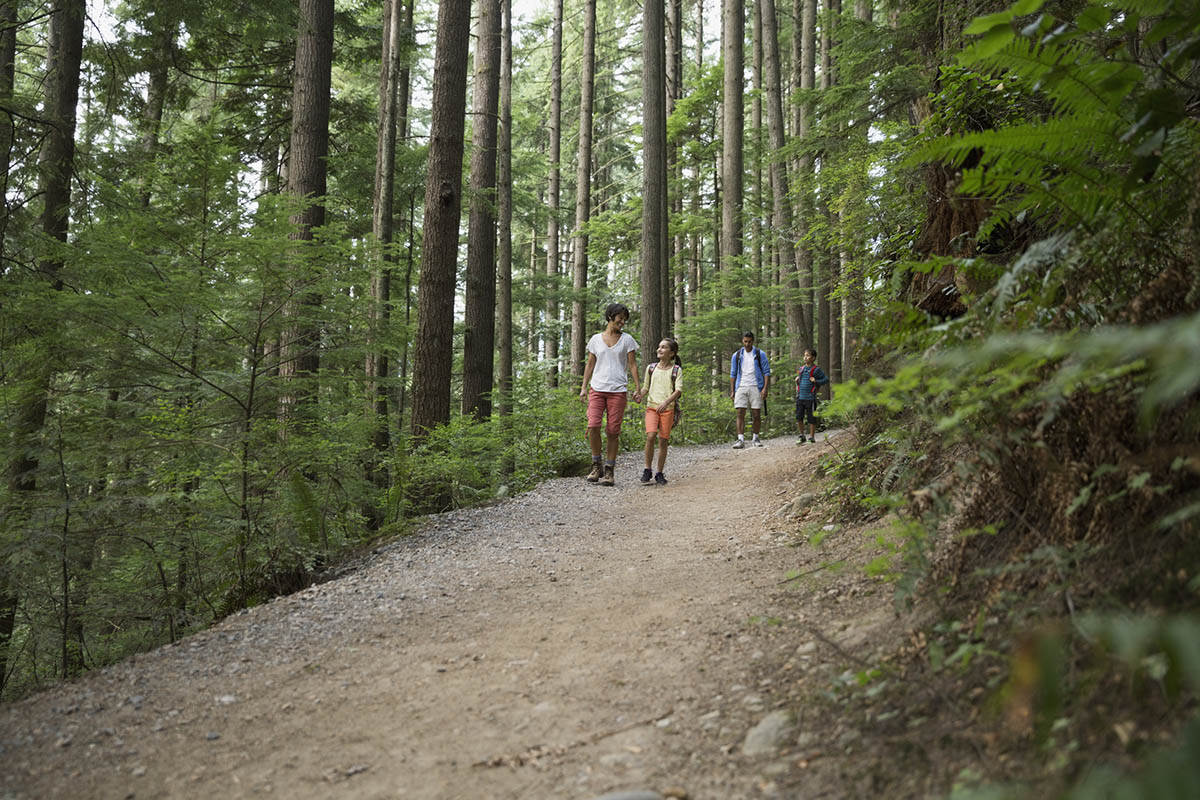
[578, 303, 640, 486]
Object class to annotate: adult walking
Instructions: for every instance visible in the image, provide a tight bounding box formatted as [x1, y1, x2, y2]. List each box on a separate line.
[729, 331, 771, 448]
[579, 303, 641, 485]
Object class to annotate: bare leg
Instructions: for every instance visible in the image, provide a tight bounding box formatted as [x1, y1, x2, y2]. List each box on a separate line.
[736, 407, 747, 437]
[588, 426, 602, 458]
[644, 433, 656, 468]
[606, 433, 620, 463]
[656, 438, 669, 472]
[751, 408, 762, 436]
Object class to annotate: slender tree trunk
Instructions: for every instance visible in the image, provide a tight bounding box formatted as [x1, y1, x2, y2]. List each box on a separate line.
[762, 0, 808, 358]
[820, 0, 839, 390]
[544, 0, 563, 385]
[689, 0, 704, 321]
[0, 0, 16, 259]
[752, 0, 763, 293]
[497, 0, 513, 421]
[410, 0, 472, 437]
[279, 0, 334, 417]
[396, 0, 415, 429]
[667, 0, 684, 329]
[795, 0, 816, 344]
[721, 0, 744, 299]
[570, 0, 597, 376]
[642, 0, 668, 352]
[1, 0, 84, 698]
[843, 0, 871, 380]
[462, 0, 501, 419]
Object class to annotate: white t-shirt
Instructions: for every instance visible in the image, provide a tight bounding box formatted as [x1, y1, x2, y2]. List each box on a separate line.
[587, 332, 639, 392]
[740, 349, 758, 388]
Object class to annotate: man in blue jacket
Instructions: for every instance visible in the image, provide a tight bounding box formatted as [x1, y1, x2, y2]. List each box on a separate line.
[729, 331, 771, 448]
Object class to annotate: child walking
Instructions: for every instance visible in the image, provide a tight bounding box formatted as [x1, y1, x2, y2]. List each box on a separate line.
[794, 348, 829, 443]
[634, 338, 682, 485]
[579, 303, 641, 486]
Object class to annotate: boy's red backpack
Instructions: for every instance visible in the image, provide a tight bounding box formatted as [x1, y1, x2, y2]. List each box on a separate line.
[647, 363, 682, 423]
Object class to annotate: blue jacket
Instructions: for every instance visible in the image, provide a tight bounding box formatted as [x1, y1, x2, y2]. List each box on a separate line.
[795, 364, 829, 400]
[730, 347, 771, 391]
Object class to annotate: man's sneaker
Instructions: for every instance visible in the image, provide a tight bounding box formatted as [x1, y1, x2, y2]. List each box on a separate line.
[641, 468, 653, 484]
[586, 462, 603, 482]
[654, 472, 668, 485]
[797, 435, 807, 444]
[753, 437, 764, 447]
[600, 465, 615, 486]
[732, 439, 745, 449]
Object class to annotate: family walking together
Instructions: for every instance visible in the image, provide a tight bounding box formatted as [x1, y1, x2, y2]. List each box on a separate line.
[579, 304, 830, 486]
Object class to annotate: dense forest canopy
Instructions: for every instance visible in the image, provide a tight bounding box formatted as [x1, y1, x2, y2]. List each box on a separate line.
[2, 0, 1199, 789]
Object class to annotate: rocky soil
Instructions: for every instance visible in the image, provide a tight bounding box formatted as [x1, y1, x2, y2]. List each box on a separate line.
[1, 430, 923, 800]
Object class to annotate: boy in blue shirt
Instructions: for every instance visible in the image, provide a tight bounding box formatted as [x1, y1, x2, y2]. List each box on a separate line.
[794, 348, 829, 443]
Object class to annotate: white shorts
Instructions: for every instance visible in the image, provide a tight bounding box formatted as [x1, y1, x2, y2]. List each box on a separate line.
[734, 383, 763, 410]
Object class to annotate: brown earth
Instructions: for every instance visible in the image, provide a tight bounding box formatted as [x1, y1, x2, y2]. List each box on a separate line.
[0, 431, 941, 800]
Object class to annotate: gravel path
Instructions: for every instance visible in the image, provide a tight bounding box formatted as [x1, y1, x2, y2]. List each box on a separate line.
[0, 430, 897, 800]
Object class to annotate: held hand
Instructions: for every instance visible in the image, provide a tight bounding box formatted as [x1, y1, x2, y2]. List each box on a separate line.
[579, 390, 587, 403]
[657, 402, 669, 414]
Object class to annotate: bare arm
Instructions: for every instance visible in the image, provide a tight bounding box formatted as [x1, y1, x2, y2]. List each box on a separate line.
[579, 353, 597, 401]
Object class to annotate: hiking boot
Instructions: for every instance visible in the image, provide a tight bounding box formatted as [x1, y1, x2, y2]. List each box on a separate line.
[600, 465, 615, 486]
[654, 472, 668, 485]
[586, 462, 602, 482]
[732, 439, 745, 449]
[640, 468, 653, 484]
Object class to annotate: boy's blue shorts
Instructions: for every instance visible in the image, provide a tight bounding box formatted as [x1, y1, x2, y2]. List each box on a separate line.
[795, 396, 818, 423]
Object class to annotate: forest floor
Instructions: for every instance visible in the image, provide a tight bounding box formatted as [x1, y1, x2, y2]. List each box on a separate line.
[0, 429, 979, 800]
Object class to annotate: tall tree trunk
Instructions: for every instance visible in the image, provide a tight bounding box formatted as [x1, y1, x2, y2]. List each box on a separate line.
[752, 0, 763, 294]
[642, 0, 668, 352]
[396, 0, 416, 429]
[689, 0, 704, 321]
[0, 0, 16, 259]
[1, 0, 84, 698]
[821, 0, 839, 390]
[279, 0, 334, 417]
[497, 0, 513, 423]
[364, 0, 404, 521]
[794, 0, 816, 345]
[667, 0, 684, 329]
[462, 0, 501, 419]
[410, 0, 472, 437]
[544, 0, 563, 386]
[843, 0, 872, 380]
[762, 0, 808, 358]
[721, 0, 744, 300]
[570, 0, 597, 376]
[139, 7, 175, 208]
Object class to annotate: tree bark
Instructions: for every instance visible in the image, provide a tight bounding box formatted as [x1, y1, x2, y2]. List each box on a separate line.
[544, 0, 563, 386]
[279, 0, 334, 416]
[410, 0, 472, 437]
[721, 0, 744, 300]
[794, 0, 816, 345]
[497, 0, 513, 421]
[1, 0, 85, 698]
[364, 0, 403, 517]
[762, 0, 809, 358]
[462, 0, 501, 419]
[642, 0, 668, 352]
[569, 0, 597, 376]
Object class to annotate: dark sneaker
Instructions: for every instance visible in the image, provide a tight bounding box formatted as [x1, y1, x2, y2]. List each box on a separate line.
[600, 465, 615, 486]
[797, 435, 807, 444]
[654, 472, 668, 485]
[732, 439, 745, 449]
[641, 468, 653, 484]
[586, 462, 602, 482]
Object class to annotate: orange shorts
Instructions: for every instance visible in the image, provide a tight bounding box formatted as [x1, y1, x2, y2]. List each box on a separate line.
[644, 407, 675, 440]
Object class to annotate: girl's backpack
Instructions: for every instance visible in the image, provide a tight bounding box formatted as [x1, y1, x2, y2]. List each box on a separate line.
[647, 363, 682, 423]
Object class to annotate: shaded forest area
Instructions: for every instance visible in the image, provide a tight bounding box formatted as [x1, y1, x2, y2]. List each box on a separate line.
[2, 0, 1199, 793]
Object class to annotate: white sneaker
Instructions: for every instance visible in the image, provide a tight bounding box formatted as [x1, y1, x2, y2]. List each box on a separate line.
[732, 439, 745, 449]
[753, 438, 764, 447]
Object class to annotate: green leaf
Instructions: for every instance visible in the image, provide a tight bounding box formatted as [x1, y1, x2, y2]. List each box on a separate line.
[965, 10, 1016, 37]
[1074, 5, 1112, 34]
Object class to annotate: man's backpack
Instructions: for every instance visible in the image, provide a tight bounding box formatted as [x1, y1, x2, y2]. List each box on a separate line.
[799, 364, 824, 408]
[647, 363, 682, 423]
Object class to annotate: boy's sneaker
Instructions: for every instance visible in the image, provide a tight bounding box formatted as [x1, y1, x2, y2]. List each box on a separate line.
[732, 439, 745, 449]
[797, 435, 807, 443]
[654, 472, 668, 485]
[640, 468, 653, 484]
[600, 465, 615, 486]
[586, 462, 603, 482]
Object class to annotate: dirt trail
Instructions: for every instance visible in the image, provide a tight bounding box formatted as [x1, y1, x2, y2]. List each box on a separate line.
[1, 431, 900, 799]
